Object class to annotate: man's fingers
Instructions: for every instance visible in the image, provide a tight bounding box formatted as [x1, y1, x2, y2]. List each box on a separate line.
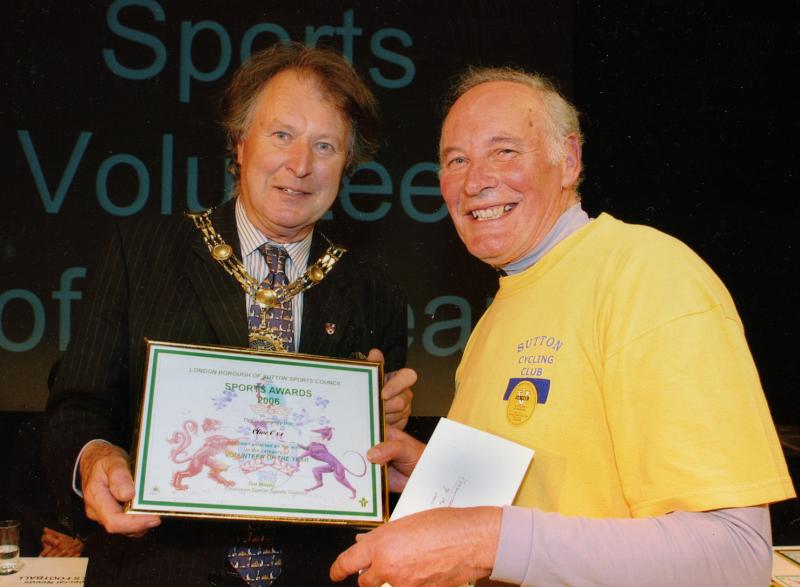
[106, 460, 136, 502]
[355, 568, 382, 587]
[386, 430, 409, 440]
[387, 417, 409, 431]
[387, 467, 411, 492]
[383, 384, 412, 430]
[85, 490, 160, 534]
[366, 439, 405, 464]
[85, 475, 160, 533]
[366, 348, 385, 364]
[366, 349, 415, 432]
[40, 531, 57, 545]
[85, 473, 125, 519]
[105, 512, 160, 535]
[383, 391, 412, 422]
[382, 368, 417, 397]
[330, 543, 373, 582]
[80, 442, 131, 520]
[367, 429, 421, 464]
[80, 443, 160, 534]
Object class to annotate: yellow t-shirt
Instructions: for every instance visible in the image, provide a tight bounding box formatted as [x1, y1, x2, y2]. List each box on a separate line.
[448, 214, 795, 518]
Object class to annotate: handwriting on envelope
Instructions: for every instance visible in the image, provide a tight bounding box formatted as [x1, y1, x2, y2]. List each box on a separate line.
[389, 417, 534, 521]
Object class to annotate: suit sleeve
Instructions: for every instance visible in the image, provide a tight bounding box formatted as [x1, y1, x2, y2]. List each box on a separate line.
[43, 221, 132, 501]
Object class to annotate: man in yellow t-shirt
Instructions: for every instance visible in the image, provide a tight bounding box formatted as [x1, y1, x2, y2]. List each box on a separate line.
[330, 66, 796, 587]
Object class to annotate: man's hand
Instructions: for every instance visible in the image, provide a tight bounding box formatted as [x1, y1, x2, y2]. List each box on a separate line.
[330, 506, 501, 587]
[367, 426, 425, 493]
[79, 441, 161, 536]
[39, 527, 84, 557]
[367, 348, 415, 430]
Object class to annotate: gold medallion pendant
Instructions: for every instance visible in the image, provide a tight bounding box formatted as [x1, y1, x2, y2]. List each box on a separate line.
[506, 380, 537, 425]
[254, 288, 278, 308]
[248, 329, 286, 353]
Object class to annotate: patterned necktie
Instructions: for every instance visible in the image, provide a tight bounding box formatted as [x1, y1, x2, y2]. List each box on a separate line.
[227, 524, 282, 586]
[253, 244, 295, 353]
[227, 247, 291, 585]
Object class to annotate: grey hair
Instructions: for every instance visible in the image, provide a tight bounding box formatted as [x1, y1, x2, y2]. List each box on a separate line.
[442, 66, 584, 168]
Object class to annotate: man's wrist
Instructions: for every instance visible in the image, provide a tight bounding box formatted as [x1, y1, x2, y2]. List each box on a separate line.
[470, 506, 503, 577]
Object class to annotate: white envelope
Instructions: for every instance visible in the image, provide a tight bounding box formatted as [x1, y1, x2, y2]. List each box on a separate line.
[391, 417, 534, 520]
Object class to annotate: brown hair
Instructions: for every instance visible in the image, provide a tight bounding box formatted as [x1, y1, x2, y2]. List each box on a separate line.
[222, 41, 380, 180]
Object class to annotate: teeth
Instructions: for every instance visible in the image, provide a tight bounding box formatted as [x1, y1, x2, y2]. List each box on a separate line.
[281, 187, 304, 195]
[471, 204, 514, 221]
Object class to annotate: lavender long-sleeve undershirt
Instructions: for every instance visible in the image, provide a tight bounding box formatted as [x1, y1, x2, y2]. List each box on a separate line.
[490, 505, 772, 586]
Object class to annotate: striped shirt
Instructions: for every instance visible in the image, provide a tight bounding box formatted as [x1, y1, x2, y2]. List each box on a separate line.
[235, 197, 312, 349]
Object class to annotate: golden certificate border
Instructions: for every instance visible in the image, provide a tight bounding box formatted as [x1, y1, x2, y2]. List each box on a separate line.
[127, 340, 387, 526]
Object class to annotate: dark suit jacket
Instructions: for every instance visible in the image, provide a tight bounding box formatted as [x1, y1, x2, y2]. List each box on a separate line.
[44, 199, 407, 586]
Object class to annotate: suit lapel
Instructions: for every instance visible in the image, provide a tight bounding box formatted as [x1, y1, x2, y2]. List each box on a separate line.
[184, 211, 358, 355]
[186, 200, 249, 348]
[300, 232, 357, 358]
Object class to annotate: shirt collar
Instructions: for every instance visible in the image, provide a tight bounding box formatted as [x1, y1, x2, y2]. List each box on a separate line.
[234, 197, 313, 269]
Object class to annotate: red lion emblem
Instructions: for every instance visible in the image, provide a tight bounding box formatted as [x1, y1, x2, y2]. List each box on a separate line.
[167, 418, 239, 491]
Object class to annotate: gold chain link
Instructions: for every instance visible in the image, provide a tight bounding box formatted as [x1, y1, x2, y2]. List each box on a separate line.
[187, 208, 346, 308]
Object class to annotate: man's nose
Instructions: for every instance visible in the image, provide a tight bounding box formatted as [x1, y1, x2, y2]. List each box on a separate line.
[464, 160, 498, 196]
[286, 141, 312, 177]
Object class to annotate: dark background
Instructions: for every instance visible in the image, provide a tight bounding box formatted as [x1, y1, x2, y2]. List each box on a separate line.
[575, 2, 799, 428]
[2, 0, 798, 552]
[2, 0, 576, 416]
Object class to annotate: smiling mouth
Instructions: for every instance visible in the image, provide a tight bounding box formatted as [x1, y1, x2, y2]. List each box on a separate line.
[276, 187, 311, 197]
[471, 204, 515, 221]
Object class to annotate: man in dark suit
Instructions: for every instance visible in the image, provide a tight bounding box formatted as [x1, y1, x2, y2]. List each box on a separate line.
[44, 42, 414, 586]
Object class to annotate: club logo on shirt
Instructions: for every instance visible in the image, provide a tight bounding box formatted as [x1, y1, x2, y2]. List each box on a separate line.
[503, 378, 550, 426]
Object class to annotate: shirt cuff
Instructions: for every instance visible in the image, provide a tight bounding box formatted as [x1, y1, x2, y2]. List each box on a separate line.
[489, 505, 534, 584]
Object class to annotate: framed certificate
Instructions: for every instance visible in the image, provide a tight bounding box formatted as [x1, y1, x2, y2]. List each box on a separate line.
[127, 340, 387, 526]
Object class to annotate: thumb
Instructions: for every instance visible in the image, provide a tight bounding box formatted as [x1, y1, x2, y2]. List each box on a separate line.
[106, 460, 135, 502]
[366, 348, 385, 364]
[366, 431, 413, 464]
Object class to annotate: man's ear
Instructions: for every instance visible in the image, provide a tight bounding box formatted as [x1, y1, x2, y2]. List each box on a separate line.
[561, 133, 582, 188]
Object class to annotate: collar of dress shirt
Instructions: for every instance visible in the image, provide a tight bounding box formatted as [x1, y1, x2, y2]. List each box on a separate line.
[234, 197, 313, 275]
